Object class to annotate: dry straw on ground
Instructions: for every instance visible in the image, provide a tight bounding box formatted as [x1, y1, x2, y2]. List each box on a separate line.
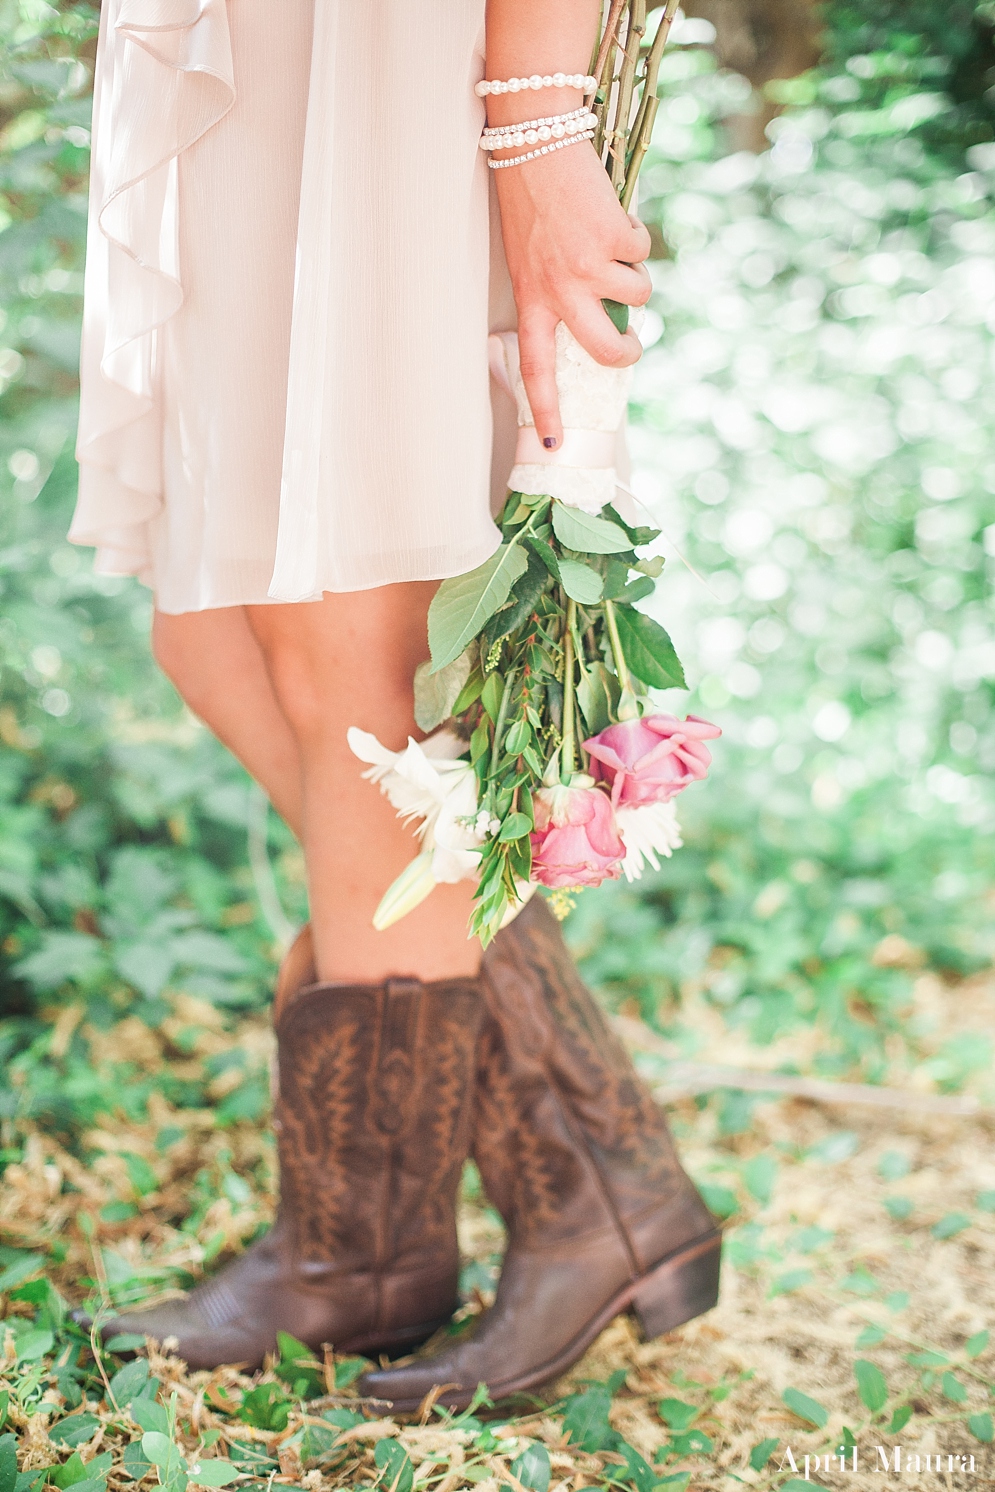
[2, 969, 993, 1489]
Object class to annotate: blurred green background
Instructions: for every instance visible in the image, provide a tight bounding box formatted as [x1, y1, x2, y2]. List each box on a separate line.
[0, 0, 993, 1150]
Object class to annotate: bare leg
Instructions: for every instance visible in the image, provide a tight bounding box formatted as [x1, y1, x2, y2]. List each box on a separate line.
[152, 607, 304, 836]
[152, 593, 480, 985]
[247, 585, 479, 985]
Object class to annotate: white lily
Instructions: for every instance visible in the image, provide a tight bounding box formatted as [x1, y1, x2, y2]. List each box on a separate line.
[347, 727, 487, 927]
[615, 800, 683, 882]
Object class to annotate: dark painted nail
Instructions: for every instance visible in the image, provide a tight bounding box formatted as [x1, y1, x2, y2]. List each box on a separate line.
[543, 436, 557, 449]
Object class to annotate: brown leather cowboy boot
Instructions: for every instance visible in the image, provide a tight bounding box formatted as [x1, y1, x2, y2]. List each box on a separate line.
[362, 895, 720, 1410]
[95, 930, 481, 1370]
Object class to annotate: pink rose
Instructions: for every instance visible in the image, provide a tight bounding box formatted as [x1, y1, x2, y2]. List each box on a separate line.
[530, 782, 625, 889]
[584, 714, 721, 808]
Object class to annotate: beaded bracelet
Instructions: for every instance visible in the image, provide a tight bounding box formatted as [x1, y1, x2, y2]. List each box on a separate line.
[480, 110, 598, 152]
[475, 72, 597, 98]
[487, 128, 595, 170]
[481, 105, 588, 138]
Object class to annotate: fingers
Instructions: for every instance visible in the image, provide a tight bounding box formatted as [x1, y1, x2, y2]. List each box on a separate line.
[618, 212, 652, 264]
[602, 260, 652, 308]
[567, 299, 644, 369]
[517, 307, 563, 450]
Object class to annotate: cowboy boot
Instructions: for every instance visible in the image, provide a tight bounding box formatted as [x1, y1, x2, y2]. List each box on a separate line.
[93, 929, 481, 1370]
[362, 895, 720, 1410]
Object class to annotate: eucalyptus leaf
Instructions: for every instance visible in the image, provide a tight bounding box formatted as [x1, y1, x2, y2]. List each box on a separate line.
[413, 650, 472, 732]
[428, 542, 528, 670]
[558, 559, 604, 604]
[614, 606, 686, 689]
[551, 502, 631, 554]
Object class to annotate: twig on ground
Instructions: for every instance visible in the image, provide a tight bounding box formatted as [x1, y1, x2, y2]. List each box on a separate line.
[613, 1015, 987, 1116]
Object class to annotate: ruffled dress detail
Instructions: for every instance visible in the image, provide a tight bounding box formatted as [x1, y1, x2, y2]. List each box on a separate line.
[72, 0, 235, 587]
[72, 0, 507, 611]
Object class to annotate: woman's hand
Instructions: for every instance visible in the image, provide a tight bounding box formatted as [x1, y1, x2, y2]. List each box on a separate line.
[494, 141, 652, 449]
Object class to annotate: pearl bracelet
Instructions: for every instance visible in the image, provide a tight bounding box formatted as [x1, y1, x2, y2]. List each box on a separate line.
[487, 128, 595, 170]
[475, 72, 597, 98]
[480, 110, 598, 152]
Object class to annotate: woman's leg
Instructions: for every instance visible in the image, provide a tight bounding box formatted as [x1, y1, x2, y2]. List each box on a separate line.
[152, 591, 480, 985]
[247, 585, 480, 985]
[152, 607, 305, 837]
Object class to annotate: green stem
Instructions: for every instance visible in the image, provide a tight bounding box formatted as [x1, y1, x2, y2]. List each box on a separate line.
[621, 0, 679, 208]
[488, 666, 518, 794]
[611, 0, 646, 194]
[603, 599, 631, 694]
[561, 598, 578, 782]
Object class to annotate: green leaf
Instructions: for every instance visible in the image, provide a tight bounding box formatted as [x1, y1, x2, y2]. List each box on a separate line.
[615, 1440, 657, 1492]
[614, 606, 686, 689]
[551, 503, 631, 555]
[110, 1358, 150, 1406]
[505, 717, 531, 755]
[0, 1398, 6, 1435]
[966, 1329, 989, 1358]
[0, 1436, 17, 1492]
[141, 1434, 183, 1472]
[666, 1429, 713, 1457]
[940, 1370, 967, 1403]
[977, 1190, 995, 1212]
[413, 651, 473, 732]
[50, 1454, 112, 1491]
[749, 1438, 778, 1471]
[558, 558, 604, 604]
[107, 1334, 153, 1355]
[374, 1439, 413, 1492]
[483, 547, 550, 647]
[14, 1327, 52, 1361]
[768, 1268, 813, 1296]
[602, 298, 629, 334]
[187, 1462, 238, 1488]
[781, 1388, 828, 1428]
[854, 1359, 888, 1413]
[657, 1399, 698, 1432]
[577, 661, 618, 736]
[742, 1154, 777, 1206]
[0, 1253, 45, 1293]
[887, 1405, 913, 1434]
[498, 812, 532, 841]
[652, 1477, 689, 1491]
[49, 1417, 102, 1449]
[122, 1444, 152, 1482]
[480, 672, 505, 722]
[856, 1325, 888, 1348]
[130, 1400, 170, 1436]
[932, 1211, 970, 1239]
[967, 1412, 994, 1444]
[524, 533, 561, 581]
[696, 1183, 738, 1220]
[877, 1150, 910, 1181]
[509, 1443, 550, 1492]
[428, 542, 528, 670]
[884, 1196, 913, 1220]
[562, 1386, 616, 1453]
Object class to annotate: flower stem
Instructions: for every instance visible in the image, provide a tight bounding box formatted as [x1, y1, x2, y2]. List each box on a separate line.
[489, 666, 519, 793]
[561, 598, 578, 782]
[603, 599, 631, 692]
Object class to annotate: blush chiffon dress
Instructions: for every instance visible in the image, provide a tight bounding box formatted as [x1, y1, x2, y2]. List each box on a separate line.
[72, 0, 521, 612]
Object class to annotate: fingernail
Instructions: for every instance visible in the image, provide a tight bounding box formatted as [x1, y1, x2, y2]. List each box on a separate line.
[543, 436, 557, 449]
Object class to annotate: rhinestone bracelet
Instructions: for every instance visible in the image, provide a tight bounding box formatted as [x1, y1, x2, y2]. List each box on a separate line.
[487, 128, 595, 170]
[480, 110, 598, 153]
[481, 105, 588, 138]
[475, 71, 597, 98]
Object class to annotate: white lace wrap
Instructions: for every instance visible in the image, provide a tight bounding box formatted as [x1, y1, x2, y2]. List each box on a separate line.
[490, 321, 633, 516]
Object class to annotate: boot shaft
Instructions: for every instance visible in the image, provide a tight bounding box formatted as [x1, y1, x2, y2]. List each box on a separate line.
[478, 896, 712, 1257]
[275, 974, 481, 1268]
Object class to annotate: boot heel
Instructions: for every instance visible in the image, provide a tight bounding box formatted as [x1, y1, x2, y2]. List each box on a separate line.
[631, 1231, 722, 1340]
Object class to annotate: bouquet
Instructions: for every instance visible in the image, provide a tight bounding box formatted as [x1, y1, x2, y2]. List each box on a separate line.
[349, 0, 720, 943]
